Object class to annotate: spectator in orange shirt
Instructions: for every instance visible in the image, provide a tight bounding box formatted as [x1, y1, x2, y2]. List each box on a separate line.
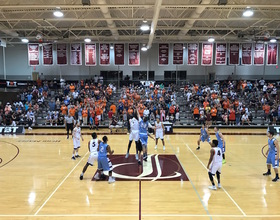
[228, 108, 236, 125]
[82, 107, 88, 125]
[69, 106, 76, 117]
[61, 103, 68, 116]
[69, 83, 75, 93]
[193, 105, 200, 122]
[110, 104, 117, 115]
[222, 98, 230, 110]
[263, 103, 271, 122]
[210, 107, 217, 125]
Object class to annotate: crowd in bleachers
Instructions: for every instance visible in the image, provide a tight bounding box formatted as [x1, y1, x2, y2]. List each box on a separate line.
[0, 78, 279, 128]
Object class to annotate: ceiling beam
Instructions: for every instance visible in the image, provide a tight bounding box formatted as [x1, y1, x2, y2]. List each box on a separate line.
[147, 0, 162, 48]
[1, 4, 280, 9]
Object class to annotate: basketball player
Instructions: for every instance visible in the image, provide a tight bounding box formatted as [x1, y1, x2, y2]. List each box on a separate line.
[263, 129, 279, 182]
[214, 127, 226, 164]
[138, 110, 154, 162]
[197, 124, 211, 150]
[71, 123, 84, 160]
[155, 116, 165, 151]
[207, 140, 222, 190]
[95, 136, 115, 184]
[125, 109, 142, 165]
[80, 132, 100, 180]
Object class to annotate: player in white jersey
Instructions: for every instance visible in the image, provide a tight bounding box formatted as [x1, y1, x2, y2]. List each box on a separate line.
[125, 109, 142, 162]
[154, 116, 165, 151]
[80, 132, 101, 180]
[71, 123, 84, 160]
[207, 140, 222, 190]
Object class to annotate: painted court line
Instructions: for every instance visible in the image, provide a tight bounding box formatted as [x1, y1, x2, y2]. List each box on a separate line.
[2, 214, 280, 218]
[185, 143, 246, 216]
[34, 152, 89, 215]
[167, 139, 212, 220]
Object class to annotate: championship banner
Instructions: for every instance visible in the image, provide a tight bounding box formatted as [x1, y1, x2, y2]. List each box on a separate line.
[158, 43, 169, 65]
[70, 43, 82, 65]
[99, 43, 110, 65]
[173, 43, 183, 65]
[57, 44, 67, 65]
[267, 43, 278, 65]
[28, 43, 39, 66]
[215, 43, 227, 65]
[85, 43, 96, 66]
[128, 43, 140, 66]
[188, 43, 199, 65]
[254, 43, 264, 65]
[241, 43, 252, 65]
[201, 43, 213, 66]
[114, 43, 124, 65]
[43, 44, 53, 65]
[229, 43, 240, 65]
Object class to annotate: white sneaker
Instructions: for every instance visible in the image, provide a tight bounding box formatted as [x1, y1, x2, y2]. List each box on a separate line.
[208, 185, 217, 190]
[125, 153, 129, 158]
[163, 146, 166, 151]
[218, 183, 222, 188]
[135, 154, 139, 160]
[94, 173, 100, 180]
[155, 145, 157, 150]
[108, 177, 115, 184]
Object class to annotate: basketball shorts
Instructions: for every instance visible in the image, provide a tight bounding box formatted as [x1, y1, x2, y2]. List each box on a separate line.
[209, 162, 222, 175]
[218, 143, 225, 153]
[156, 131, 164, 139]
[98, 157, 113, 171]
[129, 130, 139, 141]
[267, 153, 279, 168]
[87, 152, 98, 166]
[201, 136, 211, 143]
[73, 139, 80, 149]
[140, 134, 148, 146]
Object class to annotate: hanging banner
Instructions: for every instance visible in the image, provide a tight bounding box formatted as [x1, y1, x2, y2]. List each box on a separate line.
[128, 43, 140, 66]
[241, 43, 252, 65]
[201, 43, 213, 66]
[70, 43, 82, 65]
[99, 43, 110, 65]
[188, 43, 199, 65]
[114, 43, 124, 65]
[28, 44, 39, 66]
[229, 43, 239, 65]
[173, 43, 183, 65]
[215, 43, 227, 65]
[42, 44, 53, 65]
[158, 43, 169, 65]
[85, 43, 96, 66]
[57, 44, 67, 65]
[267, 43, 278, 65]
[254, 43, 264, 65]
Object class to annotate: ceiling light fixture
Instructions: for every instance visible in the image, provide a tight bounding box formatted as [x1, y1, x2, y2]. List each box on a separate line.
[208, 37, 215, 42]
[84, 38, 91, 43]
[110, 45, 114, 49]
[140, 24, 150, 31]
[270, 38, 277, 43]
[243, 7, 254, 17]
[21, 38, 29, 43]
[141, 46, 148, 51]
[53, 8, 64, 17]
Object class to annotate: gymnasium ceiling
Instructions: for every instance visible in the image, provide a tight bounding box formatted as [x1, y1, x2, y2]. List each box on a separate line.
[0, 0, 280, 46]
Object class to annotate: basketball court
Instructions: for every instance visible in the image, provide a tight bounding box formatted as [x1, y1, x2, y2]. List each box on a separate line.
[0, 128, 279, 220]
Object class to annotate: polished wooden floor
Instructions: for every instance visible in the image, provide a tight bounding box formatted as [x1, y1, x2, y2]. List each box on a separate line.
[0, 128, 279, 220]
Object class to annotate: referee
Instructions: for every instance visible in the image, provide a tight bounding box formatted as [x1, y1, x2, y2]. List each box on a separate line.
[65, 113, 74, 139]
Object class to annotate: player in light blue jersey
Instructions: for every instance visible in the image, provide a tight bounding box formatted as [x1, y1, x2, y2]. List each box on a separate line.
[96, 136, 115, 183]
[263, 129, 279, 182]
[197, 124, 211, 150]
[214, 127, 226, 164]
[138, 110, 154, 162]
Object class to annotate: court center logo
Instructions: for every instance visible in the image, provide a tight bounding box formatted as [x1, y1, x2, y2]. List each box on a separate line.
[94, 154, 188, 181]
